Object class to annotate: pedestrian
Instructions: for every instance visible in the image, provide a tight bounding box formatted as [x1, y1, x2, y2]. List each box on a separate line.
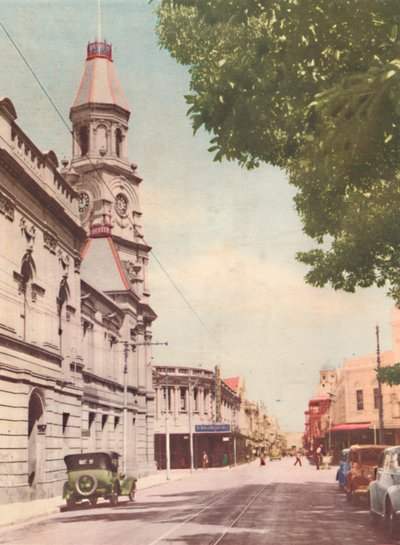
[202, 451, 209, 470]
[294, 449, 302, 467]
[260, 453, 266, 466]
[315, 444, 323, 470]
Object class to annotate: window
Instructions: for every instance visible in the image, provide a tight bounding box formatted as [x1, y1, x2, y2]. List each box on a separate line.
[193, 388, 198, 411]
[180, 387, 186, 411]
[374, 388, 379, 410]
[79, 125, 89, 156]
[115, 129, 122, 157]
[163, 387, 171, 412]
[356, 390, 364, 411]
[88, 411, 96, 433]
[101, 414, 108, 430]
[62, 412, 70, 433]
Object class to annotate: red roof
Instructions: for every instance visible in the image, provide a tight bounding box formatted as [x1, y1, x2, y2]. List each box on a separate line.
[223, 377, 240, 391]
[330, 423, 370, 431]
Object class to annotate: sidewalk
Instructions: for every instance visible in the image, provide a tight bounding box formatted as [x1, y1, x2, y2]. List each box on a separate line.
[0, 469, 193, 530]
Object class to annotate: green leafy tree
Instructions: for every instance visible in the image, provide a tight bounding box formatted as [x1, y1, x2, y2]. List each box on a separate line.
[155, 0, 400, 302]
[377, 364, 400, 386]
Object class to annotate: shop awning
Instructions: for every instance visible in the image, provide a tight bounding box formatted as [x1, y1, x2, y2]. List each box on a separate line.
[330, 423, 370, 431]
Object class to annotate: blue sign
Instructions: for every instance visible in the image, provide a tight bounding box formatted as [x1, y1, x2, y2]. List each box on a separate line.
[195, 424, 231, 433]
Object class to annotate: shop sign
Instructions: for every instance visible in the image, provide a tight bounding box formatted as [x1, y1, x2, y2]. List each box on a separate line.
[195, 424, 231, 433]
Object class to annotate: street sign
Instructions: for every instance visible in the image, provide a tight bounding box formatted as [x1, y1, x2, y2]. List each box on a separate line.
[195, 424, 231, 433]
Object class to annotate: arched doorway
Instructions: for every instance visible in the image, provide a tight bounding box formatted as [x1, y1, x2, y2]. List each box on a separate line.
[27, 390, 45, 495]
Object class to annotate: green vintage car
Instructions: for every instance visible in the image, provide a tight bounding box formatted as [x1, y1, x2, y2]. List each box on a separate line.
[63, 451, 137, 509]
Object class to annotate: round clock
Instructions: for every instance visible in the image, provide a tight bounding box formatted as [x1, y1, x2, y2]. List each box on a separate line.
[78, 192, 90, 214]
[115, 193, 128, 216]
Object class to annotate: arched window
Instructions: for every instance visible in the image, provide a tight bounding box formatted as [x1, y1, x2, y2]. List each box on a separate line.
[79, 125, 89, 156]
[115, 128, 123, 157]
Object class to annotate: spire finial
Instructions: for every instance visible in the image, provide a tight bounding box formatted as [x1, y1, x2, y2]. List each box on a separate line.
[97, 0, 102, 41]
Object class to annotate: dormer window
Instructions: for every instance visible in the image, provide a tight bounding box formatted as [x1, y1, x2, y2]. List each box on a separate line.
[115, 128, 122, 157]
[79, 125, 89, 156]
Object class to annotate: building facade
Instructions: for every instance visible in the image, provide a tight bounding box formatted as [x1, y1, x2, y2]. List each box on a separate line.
[304, 307, 400, 461]
[153, 366, 248, 468]
[0, 37, 157, 504]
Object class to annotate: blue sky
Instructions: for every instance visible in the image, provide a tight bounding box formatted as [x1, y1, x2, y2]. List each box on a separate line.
[0, 0, 395, 431]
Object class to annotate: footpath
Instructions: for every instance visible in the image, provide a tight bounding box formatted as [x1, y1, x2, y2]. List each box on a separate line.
[0, 469, 193, 530]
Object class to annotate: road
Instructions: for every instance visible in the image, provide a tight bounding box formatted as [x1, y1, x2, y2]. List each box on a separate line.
[0, 457, 395, 545]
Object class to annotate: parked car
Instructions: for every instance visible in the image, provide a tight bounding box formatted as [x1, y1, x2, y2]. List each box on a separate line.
[63, 451, 137, 509]
[336, 448, 350, 490]
[369, 446, 400, 536]
[344, 444, 389, 503]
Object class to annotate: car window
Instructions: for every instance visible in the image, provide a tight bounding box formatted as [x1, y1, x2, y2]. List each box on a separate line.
[396, 453, 400, 468]
[383, 452, 392, 470]
[378, 451, 385, 469]
[359, 449, 383, 464]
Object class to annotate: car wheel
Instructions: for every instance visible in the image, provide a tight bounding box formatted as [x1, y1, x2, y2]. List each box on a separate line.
[89, 497, 98, 506]
[385, 501, 399, 537]
[76, 474, 98, 496]
[66, 497, 76, 509]
[110, 492, 118, 507]
[128, 482, 137, 502]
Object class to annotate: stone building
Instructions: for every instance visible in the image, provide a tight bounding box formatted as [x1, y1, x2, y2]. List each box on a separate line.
[0, 37, 156, 504]
[153, 366, 248, 468]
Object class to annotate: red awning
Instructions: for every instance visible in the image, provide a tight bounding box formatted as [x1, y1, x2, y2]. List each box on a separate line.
[330, 423, 370, 431]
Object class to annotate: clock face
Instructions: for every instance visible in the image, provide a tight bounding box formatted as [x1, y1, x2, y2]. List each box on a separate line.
[78, 192, 90, 214]
[115, 193, 128, 216]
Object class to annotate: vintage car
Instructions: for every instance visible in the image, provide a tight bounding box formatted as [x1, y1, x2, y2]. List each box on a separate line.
[63, 451, 137, 509]
[336, 448, 350, 490]
[369, 446, 400, 536]
[344, 444, 389, 503]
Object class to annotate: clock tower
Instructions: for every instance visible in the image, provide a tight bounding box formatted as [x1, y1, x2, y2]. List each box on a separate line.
[64, 38, 157, 474]
[65, 38, 154, 310]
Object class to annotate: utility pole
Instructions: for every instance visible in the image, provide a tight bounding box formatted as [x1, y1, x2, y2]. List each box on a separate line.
[187, 376, 199, 473]
[376, 325, 385, 444]
[120, 340, 168, 476]
[165, 368, 170, 480]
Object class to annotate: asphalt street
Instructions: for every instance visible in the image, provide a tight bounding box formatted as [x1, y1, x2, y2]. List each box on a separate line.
[0, 457, 395, 545]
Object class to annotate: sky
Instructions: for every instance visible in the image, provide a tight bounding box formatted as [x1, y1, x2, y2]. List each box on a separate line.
[0, 0, 395, 431]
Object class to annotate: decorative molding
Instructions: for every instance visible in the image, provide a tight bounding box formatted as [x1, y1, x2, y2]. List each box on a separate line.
[57, 249, 70, 274]
[66, 304, 76, 322]
[31, 283, 45, 302]
[74, 255, 81, 273]
[43, 231, 58, 254]
[20, 217, 36, 248]
[0, 190, 15, 221]
[13, 270, 26, 294]
[123, 259, 142, 283]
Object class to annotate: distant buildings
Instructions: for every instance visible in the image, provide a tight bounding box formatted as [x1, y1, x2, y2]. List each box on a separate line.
[304, 307, 400, 460]
[153, 366, 285, 468]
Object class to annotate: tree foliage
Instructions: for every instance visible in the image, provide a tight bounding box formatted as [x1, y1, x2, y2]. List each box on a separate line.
[377, 363, 400, 386]
[155, 0, 400, 302]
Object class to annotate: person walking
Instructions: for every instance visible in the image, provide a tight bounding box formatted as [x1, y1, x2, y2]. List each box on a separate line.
[202, 451, 209, 470]
[294, 449, 302, 466]
[260, 453, 266, 466]
[315, 444, 323, 470]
